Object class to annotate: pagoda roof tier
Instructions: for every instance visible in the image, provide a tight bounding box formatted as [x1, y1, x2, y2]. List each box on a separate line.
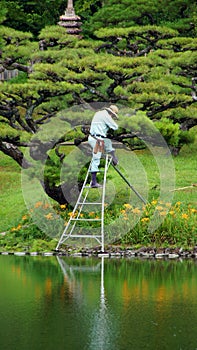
[59, 14, 81, 21]
[58, 0, 82, 35]
[58, 21, 82, 28]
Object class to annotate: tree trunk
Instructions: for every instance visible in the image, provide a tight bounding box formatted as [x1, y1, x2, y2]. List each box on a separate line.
[0, 142, 31, 168]
[169, 146, 181, 156]
[41, 179, 79, 205]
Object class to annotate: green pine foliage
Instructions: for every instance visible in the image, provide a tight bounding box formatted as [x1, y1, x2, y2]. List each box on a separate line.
[83, 0, 197, 37]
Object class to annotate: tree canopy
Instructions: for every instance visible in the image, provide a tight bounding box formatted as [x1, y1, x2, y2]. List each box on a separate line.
[1, 0, 197, 38]
[82, 0, 197, 38]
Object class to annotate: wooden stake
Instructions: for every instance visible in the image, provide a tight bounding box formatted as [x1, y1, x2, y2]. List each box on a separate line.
[170, 184, 197, 192]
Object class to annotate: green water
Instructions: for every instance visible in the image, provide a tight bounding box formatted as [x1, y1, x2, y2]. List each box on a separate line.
[0, 255, 197, 350]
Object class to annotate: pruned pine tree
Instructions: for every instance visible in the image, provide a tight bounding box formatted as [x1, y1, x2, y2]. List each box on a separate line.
[0, 24, 196, 203]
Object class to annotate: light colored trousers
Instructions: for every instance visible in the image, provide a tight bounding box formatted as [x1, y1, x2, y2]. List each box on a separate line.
[88, 135, 114, 172]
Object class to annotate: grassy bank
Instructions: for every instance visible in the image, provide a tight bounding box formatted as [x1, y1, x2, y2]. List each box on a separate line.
[0, 155, 27, 232]
[0, 142, 196, 251]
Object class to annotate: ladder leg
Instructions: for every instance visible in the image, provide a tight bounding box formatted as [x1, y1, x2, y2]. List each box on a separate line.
[56, 163, 92, 250]
[56, 156, 110, 251]
[100, 154, 111, 252]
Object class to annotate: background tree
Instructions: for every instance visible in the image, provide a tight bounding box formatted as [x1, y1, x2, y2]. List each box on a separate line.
[0, 1, 7, 24]
[82, 0, 197, 38]
[2, 0, 65, 36]
[2, 0, 103, 37]
[2, 1, 196, 39]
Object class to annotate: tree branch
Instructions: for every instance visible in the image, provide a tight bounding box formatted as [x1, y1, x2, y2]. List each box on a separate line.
[2, 57, 31, 73]
[0, 141, 31, 168]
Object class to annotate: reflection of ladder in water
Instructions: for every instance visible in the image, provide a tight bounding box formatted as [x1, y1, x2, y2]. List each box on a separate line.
[56, 154, 112, 252]
[57, 256, 101, 277]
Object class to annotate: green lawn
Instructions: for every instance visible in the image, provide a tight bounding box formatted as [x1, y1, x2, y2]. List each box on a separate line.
[0, 155, 26, 232]
[136, 145, 197, 206]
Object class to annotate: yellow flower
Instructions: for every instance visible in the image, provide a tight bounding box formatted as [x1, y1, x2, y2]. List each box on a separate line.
[45, 213, 53, 220]
[176, 201, 181, 206]
[34, 201, 43, 208]
[169, 210, 175, 216]
[121, 209, 126, 214]
[190, 208, 197, 213]
[80, 213, 84, 217]
[43, 203, 50, 209]
[141, 217, 150, 222]
[60, 204, 66, 209]
[16, 224, 21, 230]
[68, 212, 75, 218]
[160, 211, 167, 216]
[182, 213, 188, 220]
[124, 203, 132, 209]
[156, 206, 163, 211]
[132, 208, 141, 215]
[89, 212, 95, 216]
[151, 200, 157, 205]
[22, 215, 27, 220]
[165, 202, 171, 207]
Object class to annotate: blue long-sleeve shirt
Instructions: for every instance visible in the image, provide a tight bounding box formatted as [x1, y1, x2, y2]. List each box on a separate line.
[90, 110, 118, 138]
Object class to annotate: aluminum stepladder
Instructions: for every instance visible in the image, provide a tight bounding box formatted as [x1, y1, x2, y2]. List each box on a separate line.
[56, 154, 112, 252]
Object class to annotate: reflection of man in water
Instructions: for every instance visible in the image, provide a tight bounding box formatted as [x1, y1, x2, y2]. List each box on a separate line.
[88, 105, 119, 188]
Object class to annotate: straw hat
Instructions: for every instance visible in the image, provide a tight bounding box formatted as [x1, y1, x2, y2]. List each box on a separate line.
[106, 105, 119, 119]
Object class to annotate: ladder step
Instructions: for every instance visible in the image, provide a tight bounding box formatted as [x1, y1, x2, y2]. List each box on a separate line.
[78, 202, 102, 205]
[84, 183, 104, 188]
[70, 218, 101, 221]
[62, 234, 102, 238]
[87, 170, 105, 173]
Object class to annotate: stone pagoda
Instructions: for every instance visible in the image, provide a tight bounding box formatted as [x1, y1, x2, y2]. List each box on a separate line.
[58, 0, 82, 35]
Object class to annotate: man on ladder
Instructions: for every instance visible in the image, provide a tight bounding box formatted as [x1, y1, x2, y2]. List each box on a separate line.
[55, 104, 147, 251]
[88, 105, 119, 188]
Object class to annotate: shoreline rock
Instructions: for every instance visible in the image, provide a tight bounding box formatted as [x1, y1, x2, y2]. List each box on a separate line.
[0, 246, 197, 259]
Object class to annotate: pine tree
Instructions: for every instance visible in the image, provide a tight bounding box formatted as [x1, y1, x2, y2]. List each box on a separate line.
[0, 24, 196, 203]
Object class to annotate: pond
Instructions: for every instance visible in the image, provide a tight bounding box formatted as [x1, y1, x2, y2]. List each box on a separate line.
[0, 255, 197, 350]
